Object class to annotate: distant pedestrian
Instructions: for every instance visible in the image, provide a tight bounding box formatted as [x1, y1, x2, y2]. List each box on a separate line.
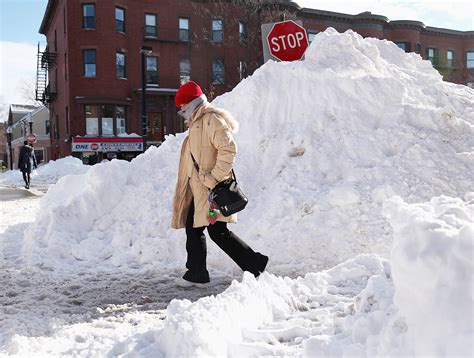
[18, 140, 37, 189]
[171, 81, 268, 287]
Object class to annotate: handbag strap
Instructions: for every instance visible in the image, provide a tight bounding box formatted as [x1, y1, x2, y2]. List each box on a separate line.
[190, 151, 237, 182]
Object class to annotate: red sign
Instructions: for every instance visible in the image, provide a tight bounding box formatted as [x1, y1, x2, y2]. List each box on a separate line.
[26, 133, 37, 143]
[267, 20, 309, 61]
[90, 143, 99, 150]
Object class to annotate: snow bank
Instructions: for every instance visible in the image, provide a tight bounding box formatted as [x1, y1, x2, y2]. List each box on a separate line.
[3, 195, 472, 356]
[382, 194, 474, 356]
[22, 28, 474, 274]
[143, 194, 473, 357]
[0, 156, 89, 188]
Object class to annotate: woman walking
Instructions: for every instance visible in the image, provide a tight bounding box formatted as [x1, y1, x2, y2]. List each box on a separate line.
[18, 140, 37, 189]
[171, 81, 268, 286]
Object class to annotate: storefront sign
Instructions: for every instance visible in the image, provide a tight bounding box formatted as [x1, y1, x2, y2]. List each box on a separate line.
[72, 137, 144, 152]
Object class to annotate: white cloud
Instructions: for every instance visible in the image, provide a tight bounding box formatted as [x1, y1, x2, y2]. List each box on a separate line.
[0, 41, 38, 122]
[296, 0, 473, 31]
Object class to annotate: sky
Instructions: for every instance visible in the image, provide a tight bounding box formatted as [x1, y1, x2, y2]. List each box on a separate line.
[0, 0, 472, 122]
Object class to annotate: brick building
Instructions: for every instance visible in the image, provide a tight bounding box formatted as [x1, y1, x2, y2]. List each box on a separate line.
[37, 0, 474, 163]
[299, 8, 474, 86]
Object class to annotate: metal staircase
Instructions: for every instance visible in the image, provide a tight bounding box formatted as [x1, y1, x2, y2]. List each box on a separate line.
[35, 42, 57, 105]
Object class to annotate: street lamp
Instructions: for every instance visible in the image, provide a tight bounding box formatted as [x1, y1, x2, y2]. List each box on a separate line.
[28, 112, 33, 134]
[6, 126, 13, 170]
[140, 45, 153, 151]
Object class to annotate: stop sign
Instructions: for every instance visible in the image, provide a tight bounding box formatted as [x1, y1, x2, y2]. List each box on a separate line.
[267, 20, 309, 61]
[26, 133, 37, 143]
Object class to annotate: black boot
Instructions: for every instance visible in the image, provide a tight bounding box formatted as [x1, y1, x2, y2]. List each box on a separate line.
[207, 223, 268, 277]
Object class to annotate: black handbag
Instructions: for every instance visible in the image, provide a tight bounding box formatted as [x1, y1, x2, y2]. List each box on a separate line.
[191, 153, 248, 217]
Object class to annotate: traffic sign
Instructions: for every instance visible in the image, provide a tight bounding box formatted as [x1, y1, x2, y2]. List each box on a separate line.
[26, 133, 37, 143]
[266, 20, 309, 62]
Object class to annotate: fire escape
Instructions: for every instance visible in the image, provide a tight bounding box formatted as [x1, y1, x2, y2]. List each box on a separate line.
[35, 42, 57, 105]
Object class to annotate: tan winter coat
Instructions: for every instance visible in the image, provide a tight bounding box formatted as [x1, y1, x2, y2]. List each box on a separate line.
[171, 103, 239, 229]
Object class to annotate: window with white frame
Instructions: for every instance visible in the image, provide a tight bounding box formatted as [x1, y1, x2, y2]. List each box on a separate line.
[179, 18, 189, 42]
[83, 49, 96, 77]
[116, 7, 125, 32]
[426, 47, 439, 66]
[146, 56, 158, 85]
[116, 52, 126, 78]
[180, 58, 191, 85]
[145, 14, 157, 37]
[212, 19, 223, 42]
[85, 105, 99, 135]
[85, 105, 126, 136]
[212, 58, 224, 84]
[82, 4, 95, 29]
[447, 50, 454, 67]
[467, 51, 474, 69]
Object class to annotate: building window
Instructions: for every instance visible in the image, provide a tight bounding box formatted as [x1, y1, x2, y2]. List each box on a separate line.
[239, 21, 247, 44]
[146, 56, 158, 85]
[116, 7, 125, 33]
[467, 51, 474, 69]
[85, 105, 127, 136]
[82, 4, 95, 29]
[395, 42, 411, 53]
[34, 149, 44, 164]
[116, 106, 126, 134]
[308, 31, 318, 44]
[212, 19, 223, 43]
[239, 60, 247, 81]
[447, 50, 454, 67]
[145, 14, 157, 37]
[180, 58, 191, 85]
[101, 105, 114, 136]
[426, 48, 439, 66]
[212, 58, 224, 84]
[83, 49, 96, 77]
[85, 105, 99, 135]
[415, 43, 421, 54]
[45, 120, 50, 135]
[116, 52, 126, 78]
[179, 18, 189, 42]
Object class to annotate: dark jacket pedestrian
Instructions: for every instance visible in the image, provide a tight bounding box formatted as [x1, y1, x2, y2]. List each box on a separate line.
[171, 81, 268, 286]
[18, 141, 37, 189]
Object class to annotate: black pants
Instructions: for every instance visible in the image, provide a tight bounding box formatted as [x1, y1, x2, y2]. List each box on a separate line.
[22, 171, 30, 187]
[185, 201, 267, 278]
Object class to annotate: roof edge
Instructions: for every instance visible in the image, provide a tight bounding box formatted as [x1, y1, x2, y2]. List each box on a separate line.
[39, 0, 56, 35]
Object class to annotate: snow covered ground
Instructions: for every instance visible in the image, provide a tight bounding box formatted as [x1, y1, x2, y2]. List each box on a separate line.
[1, 29, 473, 356]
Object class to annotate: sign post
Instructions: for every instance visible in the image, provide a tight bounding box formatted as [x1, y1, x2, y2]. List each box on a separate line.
[262, 20, 309, 62]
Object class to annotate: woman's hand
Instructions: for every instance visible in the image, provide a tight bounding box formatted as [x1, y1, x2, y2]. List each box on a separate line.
[199, 171, 218, 190]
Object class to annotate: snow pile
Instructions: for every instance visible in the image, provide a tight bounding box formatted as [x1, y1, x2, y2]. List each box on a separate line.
[0, 156, 89, 188]
[382, 194, 474, 357]
[22, 28, 474, 274]
[1, 194, 473, 356]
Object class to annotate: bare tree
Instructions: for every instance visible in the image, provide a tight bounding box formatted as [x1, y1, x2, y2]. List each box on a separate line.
[190, 0, 297, 98]
[17, 77, 41, 106]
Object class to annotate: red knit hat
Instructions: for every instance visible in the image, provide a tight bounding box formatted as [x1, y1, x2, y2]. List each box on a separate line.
[175, 81, 203, 108]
